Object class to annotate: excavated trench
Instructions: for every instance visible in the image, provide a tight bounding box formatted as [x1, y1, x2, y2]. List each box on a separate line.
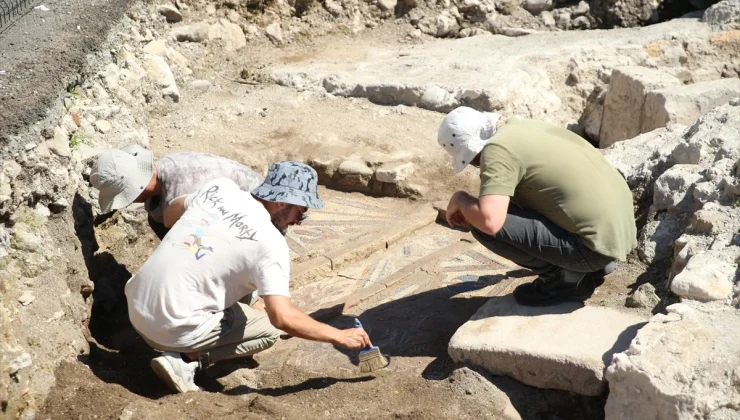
[39, 187, 618, 419]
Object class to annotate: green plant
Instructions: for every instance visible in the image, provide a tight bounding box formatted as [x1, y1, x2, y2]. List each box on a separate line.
[67, 85, 80, 97]
[69, 132, 90, 149]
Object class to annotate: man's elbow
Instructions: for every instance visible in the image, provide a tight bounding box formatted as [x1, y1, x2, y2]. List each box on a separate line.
[479, 220, 503, 236]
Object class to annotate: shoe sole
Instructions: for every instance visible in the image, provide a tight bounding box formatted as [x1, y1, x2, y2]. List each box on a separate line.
[150, 358, 191, 394]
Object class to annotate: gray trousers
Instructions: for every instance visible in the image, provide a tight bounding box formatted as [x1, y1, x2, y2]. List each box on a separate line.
[141, 302, 281, 365]
[472, 205, 614, 275]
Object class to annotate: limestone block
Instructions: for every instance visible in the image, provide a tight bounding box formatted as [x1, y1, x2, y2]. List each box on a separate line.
[641, 79, 740, 134]
[600, 67, 680, 148]
[375, 162, 414, 184]
[703, 0, 740, 27]
[605, 302, 740, 420]
[601, 126, 682, 191]
[638, 211, 681, 264]
[435, 12, 459, 38]
[171, 22, 210, 43]
[266, 22, 284, 45]
[448, 295, 646, 396]
[142, 55, 180, 102]
[653, 164, 704, 213]
[687, 202, 725, 234]
[338, 160, 373, 176]
[208, 19, 246, 52]
[11, 223, 42, 253]
[157, 5, 183, 23]
[522, 0, 552, 15]
[671, 251, 735, 301]
[49, 126, 71, 158]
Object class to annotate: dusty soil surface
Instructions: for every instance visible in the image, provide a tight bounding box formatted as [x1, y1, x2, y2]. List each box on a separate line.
[0, 0, 128, 154]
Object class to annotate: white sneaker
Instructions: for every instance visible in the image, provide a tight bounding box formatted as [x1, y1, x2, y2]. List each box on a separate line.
[150, 352, 200, 393]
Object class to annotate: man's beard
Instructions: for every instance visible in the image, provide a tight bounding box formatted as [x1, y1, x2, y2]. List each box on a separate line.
[271, 206, 294, 233]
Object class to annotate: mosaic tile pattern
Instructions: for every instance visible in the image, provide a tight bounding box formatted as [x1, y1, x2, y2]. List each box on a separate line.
[285, 195, 401, 259]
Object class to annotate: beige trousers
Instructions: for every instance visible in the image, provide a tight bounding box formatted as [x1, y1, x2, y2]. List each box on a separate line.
[141, 302, 281, 365]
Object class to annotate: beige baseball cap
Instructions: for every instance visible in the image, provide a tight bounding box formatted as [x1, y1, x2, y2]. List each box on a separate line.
[438, 107, 501, 174]
[90, 145, 154, 213]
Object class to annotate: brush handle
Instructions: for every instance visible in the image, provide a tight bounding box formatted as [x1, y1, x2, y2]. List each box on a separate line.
[353, 318, 373, 351]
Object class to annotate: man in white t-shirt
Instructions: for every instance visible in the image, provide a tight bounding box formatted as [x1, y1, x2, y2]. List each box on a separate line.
[125, 162, 371, 393]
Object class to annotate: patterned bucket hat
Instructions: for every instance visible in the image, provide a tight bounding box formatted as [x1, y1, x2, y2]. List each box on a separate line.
[251, 161, 324, 209]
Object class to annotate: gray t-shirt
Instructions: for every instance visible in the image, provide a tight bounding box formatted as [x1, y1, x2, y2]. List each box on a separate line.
[145, 152, 264, 223]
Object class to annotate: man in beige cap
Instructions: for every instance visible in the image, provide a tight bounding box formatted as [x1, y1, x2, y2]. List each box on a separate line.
[438, 107, 637, 306]
[90, 145, 263, 238]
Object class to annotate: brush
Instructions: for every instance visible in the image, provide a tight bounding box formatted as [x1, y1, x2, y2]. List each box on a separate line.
[354, 318, 389, 373]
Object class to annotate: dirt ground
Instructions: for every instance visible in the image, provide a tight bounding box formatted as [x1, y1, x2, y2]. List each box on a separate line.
[0, 0, 128, 154]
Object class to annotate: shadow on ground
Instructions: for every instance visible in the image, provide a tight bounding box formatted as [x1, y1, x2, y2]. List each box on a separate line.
[73, 194, 161, 396]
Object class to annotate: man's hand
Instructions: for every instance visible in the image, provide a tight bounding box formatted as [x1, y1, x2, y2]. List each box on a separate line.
[446, 191, 470, 228]
[333, 328, 372, 350]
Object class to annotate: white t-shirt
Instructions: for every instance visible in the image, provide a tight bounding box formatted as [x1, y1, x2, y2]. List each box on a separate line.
[125, 178, 291, 348]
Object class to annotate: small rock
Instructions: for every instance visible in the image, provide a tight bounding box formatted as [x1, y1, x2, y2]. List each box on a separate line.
[35, 204, 51, 218]
[190, 80, 212, 91]
[625, 283, 660, 309]
[208, 19, 247, 52]
[377, 0, 397, 12]
[572, 15, 590, 29]
[266, 22, 283, 45]
[49, 126, 71, 157]
[376, 162, 415, 183]
[18, 291, 35, 306]
[157, 5, 183, 23]
[119, 409, 134, 420]
[522, 0, 552, 15]
[95, 120, 113, 133]
[12, 224, 42, 253]
[338, 160, 374, 176]
[25, 143, 36, 151]
[541, 10, 556, 26]
[172, 22, 209, 43]
[9, 353, 32, 374]
[50, 198, 70, 213]
[143, 39, 167, 56]
[573, 0, 589, 16]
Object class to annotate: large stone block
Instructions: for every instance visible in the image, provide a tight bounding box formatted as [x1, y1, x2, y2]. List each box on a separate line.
[670, 251, 736, 302]
[600, 67, 680, 148]
[641, 78, 740, 134]
[448, 296, 646, 396]
[605, 302, 740, 420]
[653, 164, 705, 213]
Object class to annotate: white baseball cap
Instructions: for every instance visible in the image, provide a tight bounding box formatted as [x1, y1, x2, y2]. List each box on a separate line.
[90, 145, 154, 213]
[438, 107, 501, 174]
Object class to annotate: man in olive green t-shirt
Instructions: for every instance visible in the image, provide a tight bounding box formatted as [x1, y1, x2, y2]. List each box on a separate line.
[438, 107, 637, 306]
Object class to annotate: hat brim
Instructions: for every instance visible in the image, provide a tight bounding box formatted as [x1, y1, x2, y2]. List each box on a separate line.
[452, 146, 481, 174]
[251, 184, 325, 209]
[98, 150, 154, 213]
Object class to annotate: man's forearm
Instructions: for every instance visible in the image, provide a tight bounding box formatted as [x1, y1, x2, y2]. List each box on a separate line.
[274, 306, 341, 345]
[455, 192, 487, 231]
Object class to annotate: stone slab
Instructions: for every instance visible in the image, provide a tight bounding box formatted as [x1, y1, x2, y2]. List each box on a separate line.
[448, 297, 647, 396]
[605, 301, 740, 420]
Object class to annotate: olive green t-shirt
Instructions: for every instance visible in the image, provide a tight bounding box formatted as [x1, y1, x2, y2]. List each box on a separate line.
[480, 119, 637, 261]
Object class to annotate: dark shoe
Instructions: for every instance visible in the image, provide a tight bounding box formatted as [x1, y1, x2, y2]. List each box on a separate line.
[513, 270, 598, 307]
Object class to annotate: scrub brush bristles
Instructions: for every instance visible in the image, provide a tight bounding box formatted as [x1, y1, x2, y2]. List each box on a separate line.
[358, 347, 389, 373]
